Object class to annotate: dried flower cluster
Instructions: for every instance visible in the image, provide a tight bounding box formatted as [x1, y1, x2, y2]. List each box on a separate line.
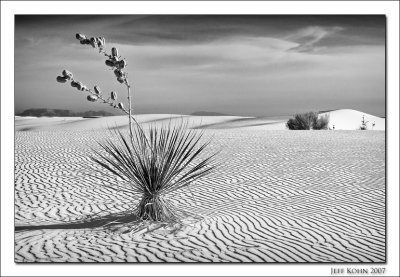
[107, 47, 128, 84]
[56, 69, 124, 111]
[56, 33, 133, 121]
[76, 33, 105, 52]
[75, 33, 128, 85]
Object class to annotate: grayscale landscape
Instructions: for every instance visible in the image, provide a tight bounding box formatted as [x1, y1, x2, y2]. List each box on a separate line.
[14, 15, 386, 263]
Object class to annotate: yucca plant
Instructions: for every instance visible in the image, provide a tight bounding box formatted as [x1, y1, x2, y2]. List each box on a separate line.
[91, 123, 216, 222]
[57, 33, 217, 225]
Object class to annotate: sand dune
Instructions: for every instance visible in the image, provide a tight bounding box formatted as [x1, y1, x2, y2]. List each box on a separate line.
[15, 109, 385, 132]
[15, 114, 247, 132]
[320, 109, 385, 130]
[14, 111, 385, 262]
[15, 116, 86, 132]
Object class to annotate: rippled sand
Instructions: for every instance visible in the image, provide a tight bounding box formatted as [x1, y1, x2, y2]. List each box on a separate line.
[15, 116, 385, 262]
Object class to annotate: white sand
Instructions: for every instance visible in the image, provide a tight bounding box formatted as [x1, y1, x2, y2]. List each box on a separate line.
[14, 112, 385, 262]
[15, 109, 385, 132]
[320, 109, 385, 130]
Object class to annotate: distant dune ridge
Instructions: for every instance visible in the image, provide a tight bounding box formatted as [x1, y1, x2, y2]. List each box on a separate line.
[15, 109, 385, 131]
[190, 111, 230, 116]
[17, 108, 115, 117]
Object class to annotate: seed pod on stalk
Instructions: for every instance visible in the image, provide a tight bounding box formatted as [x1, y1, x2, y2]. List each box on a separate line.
[62, 70, 73, 80]
[97, 37, 103, 48]
[71, 81, 79, 88]
[114, 69, 123, 78]
[94, 85, 101, 95]
[80, 39, 91, 45]
[111, 91, 117, 101]
[90, 37, 97, 48]
[111, 47, 119, 57]
[117, 77, 125, 84]
[56, 76, 68, 83]
[117, 60, 127, 69]
[118, 102, 124, 110]
[87, 95, 98, 102]
[105, 59, 115, 67]
[76, 33, 86, 40]
[76, 82, 84, 91]
[97, 37, 105, 48]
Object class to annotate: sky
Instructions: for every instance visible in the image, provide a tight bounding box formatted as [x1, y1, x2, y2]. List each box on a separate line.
[14, 15, 385, 117]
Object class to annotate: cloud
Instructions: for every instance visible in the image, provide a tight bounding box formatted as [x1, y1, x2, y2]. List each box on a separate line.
[286, 26, 345, 52]
[16, 15, 384, 47]
[118, 36, 296, 73]
[14, 15, 385, 117]
[15, 37, 42, 48]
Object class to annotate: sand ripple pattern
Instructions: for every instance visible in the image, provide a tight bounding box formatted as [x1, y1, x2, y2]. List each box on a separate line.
[15, 129, 385, 262]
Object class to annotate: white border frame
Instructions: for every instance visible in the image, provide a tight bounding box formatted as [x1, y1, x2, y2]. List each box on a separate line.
[2, 1, 399, 276]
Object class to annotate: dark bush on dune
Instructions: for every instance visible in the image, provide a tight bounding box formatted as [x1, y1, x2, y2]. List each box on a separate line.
[286, 112, 330, 130]
[286, 112, 316, 130]
[313, 114, 330, 130]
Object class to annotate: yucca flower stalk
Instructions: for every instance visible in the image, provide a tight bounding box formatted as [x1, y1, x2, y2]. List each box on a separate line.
[56, 34, 218, 224]
[57, 33, 136, 139]
[57, 71, 136, 123]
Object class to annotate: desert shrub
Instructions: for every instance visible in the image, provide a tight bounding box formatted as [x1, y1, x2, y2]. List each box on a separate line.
[286, 112, 316, 130]
[313, 114, 330, 130]
[57, 34, 217, 225]
[286, 111, 330, 130]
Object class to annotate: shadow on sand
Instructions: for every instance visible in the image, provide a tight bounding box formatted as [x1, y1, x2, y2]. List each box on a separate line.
[15, 213, 139, 232]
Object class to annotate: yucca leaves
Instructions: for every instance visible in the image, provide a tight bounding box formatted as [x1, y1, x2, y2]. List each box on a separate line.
[90, 121, 217, 222]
